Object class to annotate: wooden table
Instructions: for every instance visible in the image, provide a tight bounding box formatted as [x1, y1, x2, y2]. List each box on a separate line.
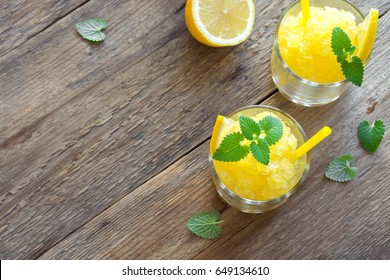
[0, 0, 389, 260]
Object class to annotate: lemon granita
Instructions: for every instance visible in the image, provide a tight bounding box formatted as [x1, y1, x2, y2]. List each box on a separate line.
[271, 0, 378, 106]
[211, 110, 307, 201]
[278, 6, 358, 83]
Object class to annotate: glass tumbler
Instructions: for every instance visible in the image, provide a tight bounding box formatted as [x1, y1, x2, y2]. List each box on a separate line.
[209, 105, 310, 213]
[271, 0, 366, 107]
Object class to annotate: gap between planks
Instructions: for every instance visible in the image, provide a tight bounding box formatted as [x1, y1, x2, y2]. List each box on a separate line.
[1, 0, 92, 59]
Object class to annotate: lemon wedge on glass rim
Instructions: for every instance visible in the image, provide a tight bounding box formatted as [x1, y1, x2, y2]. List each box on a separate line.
[356, 8, 379, 63]
[185, 0, 255, 47]
[210, 115, 236, 154]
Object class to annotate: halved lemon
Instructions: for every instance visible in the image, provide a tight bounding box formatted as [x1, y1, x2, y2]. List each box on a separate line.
[210, 115, 235, 154]
[185, 0, 255, 47]
[356, 9, 379, 62]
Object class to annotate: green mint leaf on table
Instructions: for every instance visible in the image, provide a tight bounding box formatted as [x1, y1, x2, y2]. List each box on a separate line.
[239, 116, 260, 140]
[76, 18, 108, 42]
[341, 56, 364, 87]
[187, 211, 222, 239]
[358, 120, 385, 153]
[213, 132, 249, 162]
[331, 27, 352, 57]
[250, 139, 270, 165]
[331, 27, 364, 86]
[258, 116, 283, 146]
[325, 154, 358, 182]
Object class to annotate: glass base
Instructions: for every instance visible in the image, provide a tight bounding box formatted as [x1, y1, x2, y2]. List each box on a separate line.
[213, 174, 288, 213]
[272, 74, 344, 107]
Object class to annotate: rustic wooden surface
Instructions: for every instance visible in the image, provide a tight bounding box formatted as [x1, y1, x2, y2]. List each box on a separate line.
[0, 0, 89, 58]
[0, 0, 389, 259]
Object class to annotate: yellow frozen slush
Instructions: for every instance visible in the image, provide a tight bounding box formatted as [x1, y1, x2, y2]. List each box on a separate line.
[278, 6, 358, 83]
[212, 112, 306, 201]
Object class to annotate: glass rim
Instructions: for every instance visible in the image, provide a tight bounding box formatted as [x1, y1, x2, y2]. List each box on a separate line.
[273, 0, 367, 87]
[209, 104, 310, 205]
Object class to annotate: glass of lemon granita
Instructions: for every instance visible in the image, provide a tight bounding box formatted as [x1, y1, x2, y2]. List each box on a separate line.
[271, 0, 366, 106]
[209, 105, 310, 213]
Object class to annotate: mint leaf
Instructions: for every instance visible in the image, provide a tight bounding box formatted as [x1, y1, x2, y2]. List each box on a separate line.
[358, 120, 385, 153]
[331, 27, 364, 86]
[258, 116, 283, 146]
[239, 116, 260, 140]
[325, 154, 357, 182]
[331, 27, 352, 58]
[341, 56, 364, 86]
[187, 211, 222, 239]
[213, 132, 249, 162]
[250, 139, 270, 165]
[76, 18, 108, 42]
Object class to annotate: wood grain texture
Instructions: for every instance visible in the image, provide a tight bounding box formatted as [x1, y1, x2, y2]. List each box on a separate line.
[0, 0, 387, 141]
[0, 0, 289, 259]
[0, 0, 186, 140]
[0, 0, 89, 57]
[40, 11, 390, 260]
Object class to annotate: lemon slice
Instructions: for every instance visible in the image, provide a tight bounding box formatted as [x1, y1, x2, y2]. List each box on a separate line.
[356, 9, 379, 62]
[210, 115, 235, 154]
[185, 0, 255, 47]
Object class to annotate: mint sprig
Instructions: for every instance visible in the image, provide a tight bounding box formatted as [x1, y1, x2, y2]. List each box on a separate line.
[187, 211, 222, 239]
[325, 154, 358, 182]
[331, 27, 364, 86]
[357, 120, 385, 153]
[76, 18, 108, 42]
[213, 115, 283, 165]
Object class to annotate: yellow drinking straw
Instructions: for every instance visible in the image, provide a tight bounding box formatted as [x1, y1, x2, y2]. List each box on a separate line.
[290, 126, 332, 162]
[301, 0, 311, 23]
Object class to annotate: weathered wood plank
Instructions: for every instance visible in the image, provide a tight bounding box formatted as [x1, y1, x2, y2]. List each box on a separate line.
[0, 0, 89, 57]
[0, 0, 187, 140]
[40, 11, 390, 260]
[0, 0, 289, 259]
